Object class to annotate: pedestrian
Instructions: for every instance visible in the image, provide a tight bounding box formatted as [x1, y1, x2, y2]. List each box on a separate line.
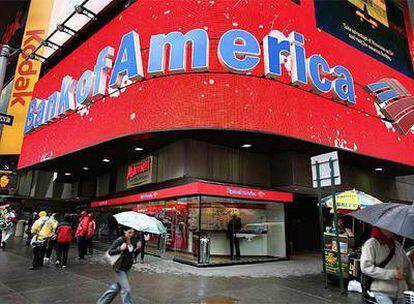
[26, 212, 38, 246]
[29, 211, 56, 270]
[44, 213, 58, 263]
[227, 212, 242, 261]
[361, 226, 414, 304]
[0, 206, 17, 250]
[55, 215, 73, 268]
[97, 227, 141, 304]
[136, 232, 147, 263]
[75, 211, 90, 260]
[86, 213, 96, 255]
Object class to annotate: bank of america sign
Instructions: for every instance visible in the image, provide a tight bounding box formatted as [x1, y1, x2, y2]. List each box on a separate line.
[364, 79, 414, 135]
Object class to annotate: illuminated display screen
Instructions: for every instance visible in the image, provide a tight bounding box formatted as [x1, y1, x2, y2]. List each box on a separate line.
[18, 0, 414, 169]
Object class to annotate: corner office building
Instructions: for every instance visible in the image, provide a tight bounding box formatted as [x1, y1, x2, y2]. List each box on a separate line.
[14, 0, 414, 265]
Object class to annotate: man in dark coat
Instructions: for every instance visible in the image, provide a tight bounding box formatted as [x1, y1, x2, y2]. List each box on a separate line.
[26, 212, 38, 246]
[227, 214, 242, 261]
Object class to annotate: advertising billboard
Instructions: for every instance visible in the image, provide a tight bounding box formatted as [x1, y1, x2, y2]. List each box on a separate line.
[0, 1, 29, 86]
[18, 0, 414, 168]
[0, 0, 54, 155]
[314, 0, 413, 78]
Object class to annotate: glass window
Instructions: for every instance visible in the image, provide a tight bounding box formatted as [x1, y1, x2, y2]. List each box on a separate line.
[200, 196, 286, 264]
[134, 196, 201, 263]
[94, 195, 286, 265]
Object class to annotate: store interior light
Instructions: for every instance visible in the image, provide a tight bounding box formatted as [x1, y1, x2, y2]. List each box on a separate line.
[102, 158, 110, 163]
[82, 166, 89, 171]
[241, 144, 252, 148]
[64, 172, 71, 176]
[375, 167, 383, 172]
[134, 147, 144, 151]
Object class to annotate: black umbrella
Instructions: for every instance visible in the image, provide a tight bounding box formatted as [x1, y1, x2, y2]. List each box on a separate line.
[348, 203, 414, 240]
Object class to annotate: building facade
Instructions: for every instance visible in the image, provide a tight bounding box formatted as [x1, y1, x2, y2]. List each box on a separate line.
[14, 0, 414, 265]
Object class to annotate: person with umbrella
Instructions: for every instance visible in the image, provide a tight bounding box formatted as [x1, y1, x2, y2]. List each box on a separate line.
[360, 226, 413, 303]
[351, 203, 414, 304]
[97, 226, 141, 304]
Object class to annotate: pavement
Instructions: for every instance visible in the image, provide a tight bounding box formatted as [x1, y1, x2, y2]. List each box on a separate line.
[0, 238, 362, 304]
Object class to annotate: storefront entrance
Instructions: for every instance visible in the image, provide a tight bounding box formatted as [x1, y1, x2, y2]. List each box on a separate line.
[91, 182, 292, 266]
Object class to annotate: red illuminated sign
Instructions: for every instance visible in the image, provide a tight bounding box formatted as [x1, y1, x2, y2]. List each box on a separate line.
[91, 182, 293, 207]
[126, 156, 153, 188]
[19, 0, 414, 169]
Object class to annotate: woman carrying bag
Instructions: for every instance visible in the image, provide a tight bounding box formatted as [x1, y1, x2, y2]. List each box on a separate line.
[97, 227, 141, 304]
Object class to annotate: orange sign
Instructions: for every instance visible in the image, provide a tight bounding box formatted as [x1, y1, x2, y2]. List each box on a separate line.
[0, 0, 53, 154]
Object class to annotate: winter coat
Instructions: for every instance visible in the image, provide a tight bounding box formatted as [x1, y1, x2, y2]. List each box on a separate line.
[108, 236, 139, 272]
[361, 237, 414, 297]
[227, 217, 242, 238]
[86, 220, 96, 239]
[56, 221, 73, 243]
[31, 216, 57, 241]
[75, 216, 90, 238]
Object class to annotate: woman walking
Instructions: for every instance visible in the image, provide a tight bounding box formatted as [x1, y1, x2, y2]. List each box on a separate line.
[97, 227, 141, 304]
[361, 226, 413, 304]
[55, 215, 73, 268]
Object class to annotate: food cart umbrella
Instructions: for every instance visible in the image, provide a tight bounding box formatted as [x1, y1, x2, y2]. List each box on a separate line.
[113, 211, 167, 235]
[348, 203, 414, 240]
[321, 189, 382, 211]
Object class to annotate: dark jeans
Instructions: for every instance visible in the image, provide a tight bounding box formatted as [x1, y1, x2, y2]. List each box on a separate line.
[77, 236, 87, 259]
[46, 239, 56, 259]
[56, 242, 70, 266]
[229, 237, 240, 260]
[139, 239, 146, 260]
[26, 231, 33, 246]
[32, 243, 46, 267]
[86, 237, 93, 254]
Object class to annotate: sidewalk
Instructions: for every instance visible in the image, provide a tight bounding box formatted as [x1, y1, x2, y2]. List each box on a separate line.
[0, 238, 361, 304]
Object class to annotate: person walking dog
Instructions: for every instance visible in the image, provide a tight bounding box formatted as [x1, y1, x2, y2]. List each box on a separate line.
[97, 227, 141, 304]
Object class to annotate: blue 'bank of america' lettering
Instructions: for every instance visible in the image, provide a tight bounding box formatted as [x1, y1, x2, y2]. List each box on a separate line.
[24, 28, 356, 134]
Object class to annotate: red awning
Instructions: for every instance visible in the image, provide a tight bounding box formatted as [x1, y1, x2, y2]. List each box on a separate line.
[91, 182, 293, 208]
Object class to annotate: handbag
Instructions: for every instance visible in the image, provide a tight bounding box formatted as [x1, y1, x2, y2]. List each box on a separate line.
[361, 244, 395, 303]
[30, 235, 46, 248]
[103, 250, 123, 269]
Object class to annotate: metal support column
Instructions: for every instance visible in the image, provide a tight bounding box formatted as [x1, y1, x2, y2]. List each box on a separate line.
[0, 45, 12, 93]
[329, 158, 344, 293]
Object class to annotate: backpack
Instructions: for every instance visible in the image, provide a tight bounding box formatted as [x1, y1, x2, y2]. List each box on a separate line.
[57, 225, 72, 243]
[361, 244, 395, 303]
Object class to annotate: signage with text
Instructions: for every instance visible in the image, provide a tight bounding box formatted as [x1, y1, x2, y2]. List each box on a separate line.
[0, 113, 14, 126]
[24, 27, 355, 134]
[91, 182, 293, 207]
[0, 0, 53, 154]
[126, 156, 153, 188]
[18, 1, 414, 169]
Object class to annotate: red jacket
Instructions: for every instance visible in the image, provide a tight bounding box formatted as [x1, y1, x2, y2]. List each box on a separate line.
[75, 216, 90, 238]
[57, 223, 72, 243]
[87, 220, 96, 239]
